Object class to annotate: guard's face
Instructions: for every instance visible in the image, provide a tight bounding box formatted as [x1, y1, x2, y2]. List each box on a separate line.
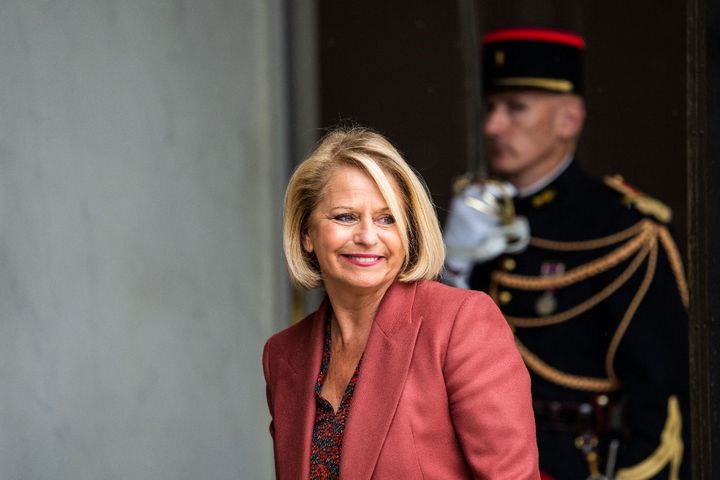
[302, 165, 405, 297]
[484, 91, 573, 188]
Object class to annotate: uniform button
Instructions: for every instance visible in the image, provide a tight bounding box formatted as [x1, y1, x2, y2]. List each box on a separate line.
[596, 395, 609, 407]
[498, 291, 512, 304]
[502, 258, 516, 271]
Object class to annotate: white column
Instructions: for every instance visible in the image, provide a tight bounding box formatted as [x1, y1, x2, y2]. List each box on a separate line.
[0, 1, 288, 478]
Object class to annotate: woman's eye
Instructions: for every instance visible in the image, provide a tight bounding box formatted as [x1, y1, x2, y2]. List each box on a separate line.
[508, 101, 526, 113]
[334, 213, 356, 222]
[376, 215, 396, 225]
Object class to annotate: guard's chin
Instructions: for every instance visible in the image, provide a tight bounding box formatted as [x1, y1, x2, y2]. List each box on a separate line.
[489, 157, 514, 176]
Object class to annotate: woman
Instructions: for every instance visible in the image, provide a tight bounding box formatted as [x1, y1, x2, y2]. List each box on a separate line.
[263, 127, 539, 479]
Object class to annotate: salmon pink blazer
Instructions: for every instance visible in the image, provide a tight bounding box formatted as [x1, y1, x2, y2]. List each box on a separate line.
[263, 280, 540, 479]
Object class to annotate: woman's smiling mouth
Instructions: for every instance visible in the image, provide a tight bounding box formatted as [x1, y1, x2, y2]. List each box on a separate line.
[342, 254, 383, 266]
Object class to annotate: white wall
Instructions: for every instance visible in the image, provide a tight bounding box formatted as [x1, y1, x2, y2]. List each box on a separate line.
[0, 1, 288, 478]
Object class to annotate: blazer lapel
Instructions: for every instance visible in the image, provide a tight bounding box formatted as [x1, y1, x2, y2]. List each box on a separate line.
[274, 301, 327, 480]
[340, 281, 422, 479]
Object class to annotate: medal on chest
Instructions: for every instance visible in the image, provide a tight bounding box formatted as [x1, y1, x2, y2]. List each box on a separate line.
[535, 261, 565, 316]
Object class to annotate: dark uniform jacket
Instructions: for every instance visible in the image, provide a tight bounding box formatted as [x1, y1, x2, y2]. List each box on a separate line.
[469, 161, 689, 480]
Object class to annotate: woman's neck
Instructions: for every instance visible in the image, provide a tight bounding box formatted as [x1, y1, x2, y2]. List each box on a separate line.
[325, 284, 390, 348]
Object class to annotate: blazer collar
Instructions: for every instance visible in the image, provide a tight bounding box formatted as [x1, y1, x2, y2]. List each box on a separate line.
[341, 281, 422, 479]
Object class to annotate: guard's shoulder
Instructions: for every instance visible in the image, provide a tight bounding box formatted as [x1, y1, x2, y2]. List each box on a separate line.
[602, 174, 673, 223]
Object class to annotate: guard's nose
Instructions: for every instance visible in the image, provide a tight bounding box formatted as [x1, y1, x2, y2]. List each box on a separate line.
[484, 107, 508, 137]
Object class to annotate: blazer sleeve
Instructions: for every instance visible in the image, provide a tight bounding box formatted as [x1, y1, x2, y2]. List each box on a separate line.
[443, 292, 540, 479]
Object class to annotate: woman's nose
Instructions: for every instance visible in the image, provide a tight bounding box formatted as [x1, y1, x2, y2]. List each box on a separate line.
[354, 219, 379, 245]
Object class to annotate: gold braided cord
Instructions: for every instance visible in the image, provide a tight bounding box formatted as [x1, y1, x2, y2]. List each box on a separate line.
[605, 238, 658, 382]
[492, 219, 682, 392]
[493, 221, 656, 291]
[509, 239, 653, 328]
[615, 396, 683, 480]
[529, 219, 648, 251]
[657, 226, 690, 308]
[515, 339, 620, 392]
[509, 236, 657, 392]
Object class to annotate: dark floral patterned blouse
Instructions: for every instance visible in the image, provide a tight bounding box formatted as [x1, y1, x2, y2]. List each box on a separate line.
[309, 315, 362, 479]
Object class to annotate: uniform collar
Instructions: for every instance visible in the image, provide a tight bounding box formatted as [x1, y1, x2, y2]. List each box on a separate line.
[517, 154, 575, 198]
[513, 158, 585, 213]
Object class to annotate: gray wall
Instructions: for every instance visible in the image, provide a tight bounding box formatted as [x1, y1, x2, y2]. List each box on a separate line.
[0, 1, 288, 479]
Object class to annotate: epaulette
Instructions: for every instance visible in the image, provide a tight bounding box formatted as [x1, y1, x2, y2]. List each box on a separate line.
[603, 174, 672, 223]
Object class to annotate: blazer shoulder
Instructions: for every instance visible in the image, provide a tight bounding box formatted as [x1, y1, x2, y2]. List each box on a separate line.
[416, 279, 493, 302]
[265, 308, 321, 351]
[414, 280, 497, 320]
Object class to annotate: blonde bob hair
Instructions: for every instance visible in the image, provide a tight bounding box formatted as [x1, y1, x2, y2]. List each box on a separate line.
[284, 127, 445, 289]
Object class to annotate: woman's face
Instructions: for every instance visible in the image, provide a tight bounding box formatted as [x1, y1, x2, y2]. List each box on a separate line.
[302, 165, 405, 296]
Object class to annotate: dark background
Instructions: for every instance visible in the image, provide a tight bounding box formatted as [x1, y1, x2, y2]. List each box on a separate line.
[318, 0, 687, 257]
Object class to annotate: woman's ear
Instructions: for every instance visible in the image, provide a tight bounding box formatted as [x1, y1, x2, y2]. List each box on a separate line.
[302, 232, 314, 253]
[558, 96, 586, 140]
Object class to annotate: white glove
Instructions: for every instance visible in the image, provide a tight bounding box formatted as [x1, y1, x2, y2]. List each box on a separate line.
[442, 180, 529, 289]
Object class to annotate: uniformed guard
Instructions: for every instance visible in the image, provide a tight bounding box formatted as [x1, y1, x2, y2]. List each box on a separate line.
[443, 27, 690, 479]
